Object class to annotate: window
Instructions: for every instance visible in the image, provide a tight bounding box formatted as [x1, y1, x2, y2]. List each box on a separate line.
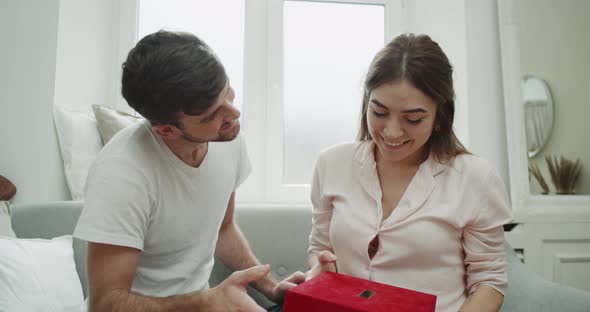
[282, 1, 384, 185]
[126, 0, 403, 204]
[259, 0, 401, 203]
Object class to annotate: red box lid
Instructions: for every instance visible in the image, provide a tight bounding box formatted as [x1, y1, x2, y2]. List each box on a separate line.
[284, 272, 436, 312]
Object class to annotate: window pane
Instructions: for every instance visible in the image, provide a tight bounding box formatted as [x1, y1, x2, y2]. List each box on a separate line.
[283, 1, 384, 184]
[138, 0, 245, 112]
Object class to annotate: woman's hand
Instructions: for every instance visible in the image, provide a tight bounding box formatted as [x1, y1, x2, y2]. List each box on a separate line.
[305, 251, 337, 281]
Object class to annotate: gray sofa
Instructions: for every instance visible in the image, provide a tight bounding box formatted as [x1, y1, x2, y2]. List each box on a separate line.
[11, 201, 590, 311]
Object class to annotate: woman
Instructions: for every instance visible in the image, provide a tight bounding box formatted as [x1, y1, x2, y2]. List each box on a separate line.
[306, 34, 512, 312]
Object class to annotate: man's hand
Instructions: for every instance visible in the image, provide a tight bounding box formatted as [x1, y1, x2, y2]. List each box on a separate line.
[204, 265, 272, 312]
[305, 250, 337, 281]
[265, 271, 306, 304]
[88, 243, 273, 312]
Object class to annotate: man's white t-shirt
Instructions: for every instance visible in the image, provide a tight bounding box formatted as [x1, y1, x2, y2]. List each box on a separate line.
[73, 121, 251, 297]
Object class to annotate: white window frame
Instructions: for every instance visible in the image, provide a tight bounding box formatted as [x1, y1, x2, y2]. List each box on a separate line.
[114, 0, 139, 112]
[242, 0, 406, 203]
[119, 0, 407, 204]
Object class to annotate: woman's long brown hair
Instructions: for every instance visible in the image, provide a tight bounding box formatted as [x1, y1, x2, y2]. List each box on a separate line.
[358, 34, 469, 163]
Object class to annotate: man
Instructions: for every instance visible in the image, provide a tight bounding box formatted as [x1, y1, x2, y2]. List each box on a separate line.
[74, 30, 304, 311]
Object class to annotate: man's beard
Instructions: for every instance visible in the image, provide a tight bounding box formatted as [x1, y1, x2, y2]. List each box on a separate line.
[180, 122, 240, 143]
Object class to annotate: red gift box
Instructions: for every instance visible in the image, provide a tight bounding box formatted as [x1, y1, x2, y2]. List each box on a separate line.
[284, 272, 436, 312]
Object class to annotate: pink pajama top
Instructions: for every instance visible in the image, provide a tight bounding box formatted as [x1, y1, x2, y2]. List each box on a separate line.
[308, 141, 513, 311]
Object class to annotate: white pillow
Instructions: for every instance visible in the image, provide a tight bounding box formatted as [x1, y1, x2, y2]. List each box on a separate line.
[0, 201, 15, 238]
[53, 106, 103, 200]
[0, 235, 84, 309]
[92, 104, 143, 144]
[0, 295, 63, 312]
[0, 297, 88, 312]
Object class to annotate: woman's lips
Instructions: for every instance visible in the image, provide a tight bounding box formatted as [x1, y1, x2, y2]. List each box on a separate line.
[383, 138, 410, 151]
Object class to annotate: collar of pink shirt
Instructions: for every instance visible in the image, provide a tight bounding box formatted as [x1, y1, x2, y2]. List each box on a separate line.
[352, 140, 449, 227]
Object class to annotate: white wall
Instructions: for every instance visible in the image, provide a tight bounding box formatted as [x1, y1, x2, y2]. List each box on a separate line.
[54, 0, 120, 111]
[464, 0, 510, 185]
[517, 0, 590, 195]
[0, 0, 69, 203]
[0, 0, 126, 204]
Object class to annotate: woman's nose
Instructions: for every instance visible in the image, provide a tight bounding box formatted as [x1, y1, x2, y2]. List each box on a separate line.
[383, 121, 404, 139]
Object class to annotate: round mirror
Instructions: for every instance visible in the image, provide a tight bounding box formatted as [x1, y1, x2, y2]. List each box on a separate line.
[522, 76, 554, 158]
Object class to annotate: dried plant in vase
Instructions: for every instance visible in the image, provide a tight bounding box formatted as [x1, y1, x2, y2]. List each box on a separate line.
[529, 162, 549, 194]
[545, 155, 582, 195]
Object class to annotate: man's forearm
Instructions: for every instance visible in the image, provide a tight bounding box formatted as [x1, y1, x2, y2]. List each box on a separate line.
[216, 223, 258, 269]
[91, 288, 208, 312]
[215, 222, 277, 295]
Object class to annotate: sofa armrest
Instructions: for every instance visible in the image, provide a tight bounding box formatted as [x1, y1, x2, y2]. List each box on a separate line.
[502, 242, 590, 311]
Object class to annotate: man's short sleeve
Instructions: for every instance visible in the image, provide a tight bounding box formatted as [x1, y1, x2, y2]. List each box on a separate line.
[73, 157, 153, 251]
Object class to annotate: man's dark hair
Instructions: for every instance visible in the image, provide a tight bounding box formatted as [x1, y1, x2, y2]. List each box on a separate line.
[121, 30, 227, 126]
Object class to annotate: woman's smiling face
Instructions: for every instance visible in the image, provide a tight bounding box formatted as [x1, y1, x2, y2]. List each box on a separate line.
[367, 80, 437, 165]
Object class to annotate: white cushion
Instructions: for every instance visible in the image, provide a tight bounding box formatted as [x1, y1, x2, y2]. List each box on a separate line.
[92, 104, 143, 145]
[0, 294, 88, 312]
[0, 201, 15, 238]
[63, 298, 89, 312]
[0, 295, 62, 312]
[0, 235, 85, 309]
[53, 106, 103, 200]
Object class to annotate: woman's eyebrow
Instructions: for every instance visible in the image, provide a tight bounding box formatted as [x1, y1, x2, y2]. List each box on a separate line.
[370, 99, 388, 109]
[401, 108, 427, 113]
[370, 100, 427, 114]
